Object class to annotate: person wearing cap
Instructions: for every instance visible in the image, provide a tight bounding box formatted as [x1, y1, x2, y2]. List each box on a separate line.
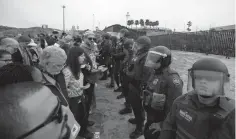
[142, 46, 183, 139]
[118, 39, 134, 115]
[126, 36, 153, 139]
[159, 58, 235, 139]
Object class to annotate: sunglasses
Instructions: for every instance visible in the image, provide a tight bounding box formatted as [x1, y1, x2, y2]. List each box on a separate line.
[88, 37, 96, 41]
[17, 97, 67, 139]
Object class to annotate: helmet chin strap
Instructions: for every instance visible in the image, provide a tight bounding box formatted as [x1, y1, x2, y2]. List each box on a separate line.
[198, 95, 219, 106]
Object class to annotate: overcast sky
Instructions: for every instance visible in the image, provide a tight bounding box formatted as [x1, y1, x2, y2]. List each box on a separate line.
[0, 0, 235, 31]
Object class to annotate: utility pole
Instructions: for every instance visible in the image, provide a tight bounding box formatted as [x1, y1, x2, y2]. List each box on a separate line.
[62, 5, 66, 32]
[92, 14, 95, 31]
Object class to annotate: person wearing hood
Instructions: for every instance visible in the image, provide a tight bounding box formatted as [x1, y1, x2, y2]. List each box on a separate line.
[126, 36, 153, 139]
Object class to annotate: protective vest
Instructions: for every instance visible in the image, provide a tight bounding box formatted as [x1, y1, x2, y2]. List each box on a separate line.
[175, 93, 235, 139]
[127, 52, 148, 82]
[144, 68, 181, 122]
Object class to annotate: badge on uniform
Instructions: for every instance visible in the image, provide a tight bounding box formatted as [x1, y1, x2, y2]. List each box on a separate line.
[153, 79, 159, 85]
[71, 124, 80, 137]
[179, 109, 193, 122]
[173, 78, 181, 86]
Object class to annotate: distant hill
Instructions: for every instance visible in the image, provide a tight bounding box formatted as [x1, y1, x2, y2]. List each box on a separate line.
[0, 25, 61, 37]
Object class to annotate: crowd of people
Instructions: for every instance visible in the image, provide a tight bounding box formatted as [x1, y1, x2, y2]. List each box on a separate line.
[0, 28, 235, 139]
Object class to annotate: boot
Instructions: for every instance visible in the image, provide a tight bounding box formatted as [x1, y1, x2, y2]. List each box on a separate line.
[100, 72, 107, 80]
[119, 107, 132, 115]
[116, 93, 124, 99]
[114, 87, 122, 92]
[128, 118, 137, 124]
[106, 83, 114, 88]
[129, 125, 144, 139]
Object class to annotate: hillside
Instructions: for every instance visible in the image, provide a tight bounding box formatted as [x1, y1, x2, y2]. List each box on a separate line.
[0, 25, 61, 37]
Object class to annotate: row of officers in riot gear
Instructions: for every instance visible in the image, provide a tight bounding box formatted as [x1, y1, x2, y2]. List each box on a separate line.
[104, 28, 235, 139]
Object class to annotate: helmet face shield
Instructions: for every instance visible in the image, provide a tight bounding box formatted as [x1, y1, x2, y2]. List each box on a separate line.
[187, 70, 230, 97]
[144, 51, 166, 68]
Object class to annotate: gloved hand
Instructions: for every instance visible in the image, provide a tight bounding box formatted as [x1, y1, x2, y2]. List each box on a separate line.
[149, 122, 161, 134]
[143, 90, 153, 106]
[151, 93, 166, 111]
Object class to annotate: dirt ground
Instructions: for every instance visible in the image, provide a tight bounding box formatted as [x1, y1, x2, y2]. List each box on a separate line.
[83, 50, 235, 139]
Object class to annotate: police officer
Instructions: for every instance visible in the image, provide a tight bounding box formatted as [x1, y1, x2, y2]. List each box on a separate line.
[126, 36, 152, 139]
[142, 46, 183, 139]
[112, 29, 129, 95]
[159, 57, 235, 139]
[99, 33, 112, 80]
[119, 39, 134, 115]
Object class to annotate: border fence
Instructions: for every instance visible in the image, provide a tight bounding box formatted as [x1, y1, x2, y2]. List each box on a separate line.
[149, 30, 235, 57]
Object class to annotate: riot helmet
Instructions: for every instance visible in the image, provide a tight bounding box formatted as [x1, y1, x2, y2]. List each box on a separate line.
[118, 29, 129, 39]
[187, 58, 230, 104]
[102, 33, 111, 40]
[144, 46, 171, 69]
[133, 36, 151, 54]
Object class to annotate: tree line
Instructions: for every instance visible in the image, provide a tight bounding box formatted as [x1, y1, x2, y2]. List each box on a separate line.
[127, 19, 159, 29]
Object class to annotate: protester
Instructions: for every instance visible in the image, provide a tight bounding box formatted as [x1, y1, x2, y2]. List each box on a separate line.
[0, 50, 12, 68]
[0, 82, 80, 139]
[80, 30, 99, 126]
[63, 46, 94, 139]
[39, 45, 69, 106]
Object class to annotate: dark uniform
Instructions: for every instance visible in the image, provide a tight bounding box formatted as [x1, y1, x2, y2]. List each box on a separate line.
[143, 68, 183, 139]
[210, 109, 235, 139]
[119, 39, 134, 114]
[159, 92, 235, 139]
[126, 36, 153, 139]
[127, 49, 150, 130]
[160, 58, 235, 139]
[100, 34, 112, 80]
[106, 36, 118, 88]
[112, 37, 128, 94]
[142, 46, 183, 139]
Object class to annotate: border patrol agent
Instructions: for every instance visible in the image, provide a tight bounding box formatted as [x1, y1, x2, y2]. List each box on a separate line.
[159, 58, 235, 139]
[142, 46, 183, 139]
[126, 36, 152, 139]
